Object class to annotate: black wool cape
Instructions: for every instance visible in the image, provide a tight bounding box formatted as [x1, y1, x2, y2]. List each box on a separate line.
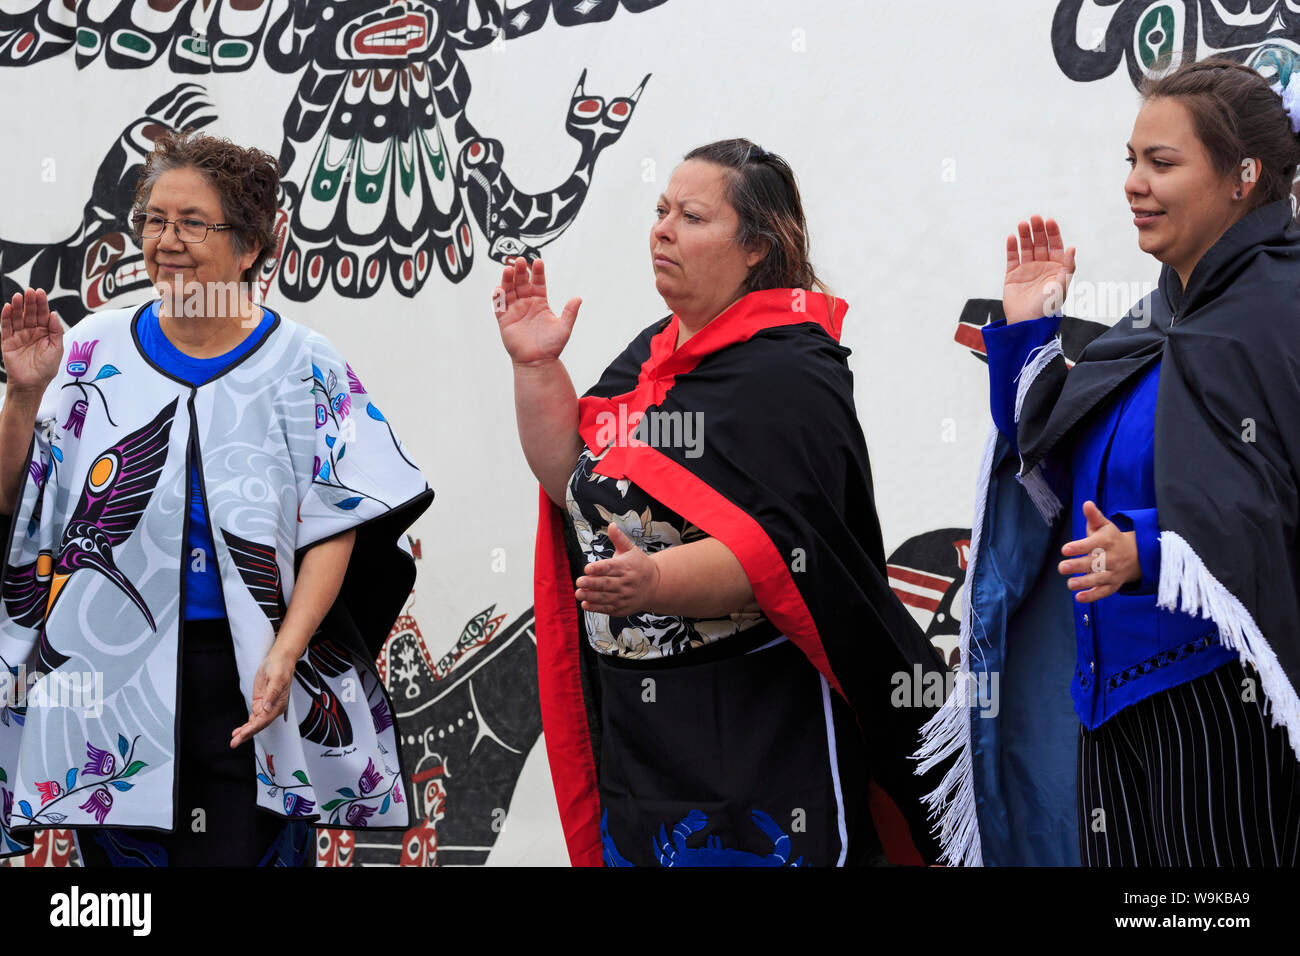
[533, 289, 949, 866]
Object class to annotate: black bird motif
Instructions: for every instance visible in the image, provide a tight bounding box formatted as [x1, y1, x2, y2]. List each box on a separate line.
[220, 528, 355, 748]
[2, 547, 54, 630]
[34, 399, 177, 673]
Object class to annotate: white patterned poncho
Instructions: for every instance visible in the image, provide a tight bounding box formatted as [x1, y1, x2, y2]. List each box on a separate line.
[0, 300, 433, 855]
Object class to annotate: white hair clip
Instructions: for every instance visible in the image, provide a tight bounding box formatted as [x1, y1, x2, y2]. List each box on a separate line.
[1269, 72, 1300, 134]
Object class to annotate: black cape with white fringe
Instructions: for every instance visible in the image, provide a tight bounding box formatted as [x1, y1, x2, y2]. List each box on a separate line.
[1016, 198, 1300, 757]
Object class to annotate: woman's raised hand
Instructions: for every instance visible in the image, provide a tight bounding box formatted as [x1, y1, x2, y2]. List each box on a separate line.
[1, 289, 63, 397]
[1003, 216, 1076, 323]
[493, 257, 582, 366]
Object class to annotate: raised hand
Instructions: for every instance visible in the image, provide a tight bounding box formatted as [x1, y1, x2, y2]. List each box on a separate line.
[493, 257, 582, 367]
[1057, 500, 1140, 603]
[1, 289, 63, 397]
[1003, 216, 1076, 323]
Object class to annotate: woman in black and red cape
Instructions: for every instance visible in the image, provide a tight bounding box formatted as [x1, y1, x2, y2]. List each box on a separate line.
[495, 138, 947, 867]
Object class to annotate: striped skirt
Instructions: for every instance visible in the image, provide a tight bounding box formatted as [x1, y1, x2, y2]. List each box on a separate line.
[1078, 657, 1300, 867]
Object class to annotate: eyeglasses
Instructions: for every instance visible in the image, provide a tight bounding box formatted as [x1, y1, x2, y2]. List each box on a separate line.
[131, 213, 235, 244]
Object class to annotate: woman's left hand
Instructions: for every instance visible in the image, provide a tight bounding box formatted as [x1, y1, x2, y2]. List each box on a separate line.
[1057, 500, 1141, 603]
[230, 645, 297, 748]
[576, 523, 661, 617]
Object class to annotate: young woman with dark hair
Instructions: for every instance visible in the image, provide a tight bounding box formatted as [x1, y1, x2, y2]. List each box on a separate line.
[921, 58, 1300, 867]
[497, 139, 947, 867]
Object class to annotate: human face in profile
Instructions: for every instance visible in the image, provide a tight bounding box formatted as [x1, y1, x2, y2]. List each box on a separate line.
[1125, 96, 1250, 289]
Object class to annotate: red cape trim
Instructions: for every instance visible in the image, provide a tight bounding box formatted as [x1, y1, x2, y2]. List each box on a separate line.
[577, 289, 845, 458]
[533, 289, 921, 866]
[534, 488, 603, 867]
[600, 445, 842, 694]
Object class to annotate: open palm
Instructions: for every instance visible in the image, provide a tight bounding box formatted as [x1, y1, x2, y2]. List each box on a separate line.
[493, 257, 582, 366]
[1004, 216, 1076, 323]
[1, 289, 63, 395]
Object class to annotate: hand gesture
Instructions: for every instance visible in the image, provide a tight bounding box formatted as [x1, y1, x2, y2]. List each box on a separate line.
[1, 289, 63, 397]
[493, 257, 581, 367]
[230, 646, 295, 748]
[1004, 216, 1076, 323]
[575, 523, 661, 617]
[1057, 500, 1140, 603]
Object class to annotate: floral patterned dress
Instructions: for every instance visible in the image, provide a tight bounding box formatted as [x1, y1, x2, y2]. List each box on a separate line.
[565, 448, 774, 659]
[563, 447, 862, 867]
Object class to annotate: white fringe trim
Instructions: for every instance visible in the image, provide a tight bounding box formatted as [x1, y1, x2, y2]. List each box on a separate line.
[1013, 337, 1064, 525]
[1016, 466, 1063, 524]
[913, 426, 997, 867]
[913, 337, 1066, 865]
[1157, 531, 1300, 760]
[1013, 337, 1063, 424]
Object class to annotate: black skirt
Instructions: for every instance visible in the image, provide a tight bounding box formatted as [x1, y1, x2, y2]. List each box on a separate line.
[77, 618, 313, 867]
[594, 629, 872, 867]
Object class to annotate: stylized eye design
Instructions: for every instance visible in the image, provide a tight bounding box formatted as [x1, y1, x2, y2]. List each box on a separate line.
[67, 361, 88, 376]
[606, 98, 634, 124]
[316, 404, 328, 427]
[571, 97, 603, 120]
[331, 394, 346, 412]
[87, 453, 119, 495]
[491, 237, 526, 257]
[1133, 2, 1182, 78]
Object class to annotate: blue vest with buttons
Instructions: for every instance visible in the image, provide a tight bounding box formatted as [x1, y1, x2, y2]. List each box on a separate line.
[984, 315, 1234, 729]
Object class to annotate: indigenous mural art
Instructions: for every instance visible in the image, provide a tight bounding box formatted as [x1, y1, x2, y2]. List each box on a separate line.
[0, 84, 217, 337]
[887, 529, 970, 671]
[316, 595, 542, 866]
[0, 827, 75, 867]
[0, 0, 668, 326]
[1053, 0, 1300, 90]
[16, 0, 1299, 869]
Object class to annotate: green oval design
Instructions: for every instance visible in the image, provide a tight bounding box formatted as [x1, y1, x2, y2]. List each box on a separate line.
[1137, 6, 1174, 71]
[214, 39, 251, 60]
[76, 28, 102, 53]
[112, 30, 155, 57]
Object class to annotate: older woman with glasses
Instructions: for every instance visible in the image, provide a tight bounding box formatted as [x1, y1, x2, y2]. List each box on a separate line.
[0, 130, 432, 866]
